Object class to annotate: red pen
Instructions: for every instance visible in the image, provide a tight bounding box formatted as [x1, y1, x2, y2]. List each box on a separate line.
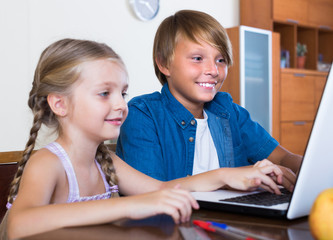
[193, 220, 255, 240]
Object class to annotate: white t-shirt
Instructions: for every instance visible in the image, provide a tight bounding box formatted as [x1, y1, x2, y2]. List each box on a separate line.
[192, 111, 220, 175]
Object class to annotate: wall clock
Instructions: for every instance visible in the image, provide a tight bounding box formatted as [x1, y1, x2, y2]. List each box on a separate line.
[130, 0, 160, 21]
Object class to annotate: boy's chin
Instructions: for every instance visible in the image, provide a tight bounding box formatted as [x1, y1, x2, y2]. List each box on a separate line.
[198, 93, 217, 102]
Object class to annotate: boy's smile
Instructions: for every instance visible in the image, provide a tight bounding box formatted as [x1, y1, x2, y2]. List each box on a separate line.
[197, 82, 217, 89]
[160, 36, 228, 118]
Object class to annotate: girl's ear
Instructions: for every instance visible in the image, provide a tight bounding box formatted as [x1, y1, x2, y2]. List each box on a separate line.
[47, 93, 68, 117]
[155, 58, 170, 77]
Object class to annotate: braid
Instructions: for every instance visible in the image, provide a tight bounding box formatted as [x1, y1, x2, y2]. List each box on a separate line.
[7, 39, 126, 204]
[95, 143, 119, 197]
[8, 96, 46, 204]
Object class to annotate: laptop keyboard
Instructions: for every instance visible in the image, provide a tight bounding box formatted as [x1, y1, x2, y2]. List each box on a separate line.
[219, 188, 292, 206]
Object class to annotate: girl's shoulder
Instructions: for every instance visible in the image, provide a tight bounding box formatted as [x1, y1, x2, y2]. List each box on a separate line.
[23, 147, 65, 179]
[10, 147, 67, 213]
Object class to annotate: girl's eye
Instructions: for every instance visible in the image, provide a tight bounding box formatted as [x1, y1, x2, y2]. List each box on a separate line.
[217, 58, 226, 63]
[99, 91, 109, 97]
[122, 92, 128, 99]
[193, 56, 202, 61]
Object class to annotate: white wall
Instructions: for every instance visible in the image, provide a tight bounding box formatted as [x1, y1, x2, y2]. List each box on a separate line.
[0, 0, 239, 151]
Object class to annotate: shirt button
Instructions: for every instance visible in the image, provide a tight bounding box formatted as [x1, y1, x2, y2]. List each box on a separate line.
[190, 120, 196, 125]
[189, 137, 194, 142]
[181, 121, 186, 125]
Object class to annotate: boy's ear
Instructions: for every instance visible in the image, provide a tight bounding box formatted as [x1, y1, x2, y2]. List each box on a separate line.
[155, 58, 170, 77]
[47, 93, 68, 117]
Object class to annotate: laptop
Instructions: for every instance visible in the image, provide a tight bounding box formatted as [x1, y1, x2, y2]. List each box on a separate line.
[192, 65, 333, 219]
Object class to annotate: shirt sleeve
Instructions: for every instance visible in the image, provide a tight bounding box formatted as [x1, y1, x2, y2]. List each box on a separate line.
[116, 101, 167, 181]
[233, 103, 279, 164]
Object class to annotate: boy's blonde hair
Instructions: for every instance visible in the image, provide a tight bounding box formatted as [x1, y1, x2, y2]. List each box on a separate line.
[153, 10, 233, 85]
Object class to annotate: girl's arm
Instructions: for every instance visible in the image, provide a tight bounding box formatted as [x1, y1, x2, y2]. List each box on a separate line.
[7, 150, 198, 239]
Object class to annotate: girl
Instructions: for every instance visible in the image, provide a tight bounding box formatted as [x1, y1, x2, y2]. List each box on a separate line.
[1, 38, 284, 240]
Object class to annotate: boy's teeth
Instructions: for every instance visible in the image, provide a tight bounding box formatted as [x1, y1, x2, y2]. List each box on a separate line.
[199, 83, 214, 87]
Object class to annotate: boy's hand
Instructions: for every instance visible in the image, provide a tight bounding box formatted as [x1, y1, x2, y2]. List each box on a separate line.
[223, 163, 283, 194]
[276, 165, 296, 192]
[254, 159, 296, 192]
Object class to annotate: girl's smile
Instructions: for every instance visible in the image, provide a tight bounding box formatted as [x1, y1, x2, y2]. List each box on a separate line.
[104, 117, 123, 126]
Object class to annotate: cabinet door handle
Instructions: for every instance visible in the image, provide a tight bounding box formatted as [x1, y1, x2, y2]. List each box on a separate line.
[293, 121, 306, 126]
[294, 73, 306, 77]
[287, 19, 299, 24]
[319, 25, 331, 30]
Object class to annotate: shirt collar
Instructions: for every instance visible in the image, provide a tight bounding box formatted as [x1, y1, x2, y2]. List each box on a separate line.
[161, 83, 230, 128]
[161, 83, 195, 129]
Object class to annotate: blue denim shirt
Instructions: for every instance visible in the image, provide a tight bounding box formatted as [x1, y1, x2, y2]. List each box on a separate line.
[116, 83, 279, 181]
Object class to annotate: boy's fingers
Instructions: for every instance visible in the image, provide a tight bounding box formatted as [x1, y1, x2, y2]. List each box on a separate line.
[278, 166, 296, 192]
[257, 173, 281, 194]
[283, 168, 296, 184]
[246, 177, 280, 194]
[281, 176, 294, 192]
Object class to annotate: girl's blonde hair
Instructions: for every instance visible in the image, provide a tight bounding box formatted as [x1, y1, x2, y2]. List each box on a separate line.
[8, 38, 124, 204]
[153, 10, 233, 85]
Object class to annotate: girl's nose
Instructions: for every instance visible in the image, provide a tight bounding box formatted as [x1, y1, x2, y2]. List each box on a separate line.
[113, 94, 127, 111]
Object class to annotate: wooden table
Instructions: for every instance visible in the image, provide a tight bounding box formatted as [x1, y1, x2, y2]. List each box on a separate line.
[22, 208, 313, 240]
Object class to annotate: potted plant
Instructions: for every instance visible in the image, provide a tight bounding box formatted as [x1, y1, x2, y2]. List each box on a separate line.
[297, 43, 307, 68]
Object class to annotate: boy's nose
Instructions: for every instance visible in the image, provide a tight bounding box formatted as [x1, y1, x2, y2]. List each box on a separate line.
[205, 61, 219, 77]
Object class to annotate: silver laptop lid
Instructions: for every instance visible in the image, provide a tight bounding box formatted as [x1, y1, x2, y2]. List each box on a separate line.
[287, 66, 333, 219]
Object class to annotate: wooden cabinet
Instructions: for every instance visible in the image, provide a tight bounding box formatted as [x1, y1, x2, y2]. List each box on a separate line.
[314, 75, 327, 109]
[241, 0, 333, 71]
[240, 0, 331, 154]
[308, 0, 333, 29]
[280, 72, 315, 121]
[240, 0, 273, 30]
[278, 69, 327, 155]
[241, 0, 333, 30]
[273, 0, 309, 26]
[222, 26, 280, 136]
[280, 122, 313, 155]
[272, 0, 333, 29]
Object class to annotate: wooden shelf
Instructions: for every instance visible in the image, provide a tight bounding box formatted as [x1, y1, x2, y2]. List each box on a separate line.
[241, 0, 333, 72]
[240, 0, 332, 153]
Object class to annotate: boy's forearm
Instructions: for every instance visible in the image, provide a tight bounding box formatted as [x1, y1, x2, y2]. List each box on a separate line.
[268, 145, 303, 174]
[162, 168, 227, 192]
[280, 153, 303, 174]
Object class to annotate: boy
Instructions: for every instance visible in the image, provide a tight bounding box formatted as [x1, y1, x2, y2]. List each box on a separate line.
[116, 10, 301, 191]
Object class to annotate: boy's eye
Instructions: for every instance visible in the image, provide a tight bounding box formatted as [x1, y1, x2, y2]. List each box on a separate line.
[122, 92, 128, 99]
[99, 91, 109, 97]
[217, 58, 226, 63]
